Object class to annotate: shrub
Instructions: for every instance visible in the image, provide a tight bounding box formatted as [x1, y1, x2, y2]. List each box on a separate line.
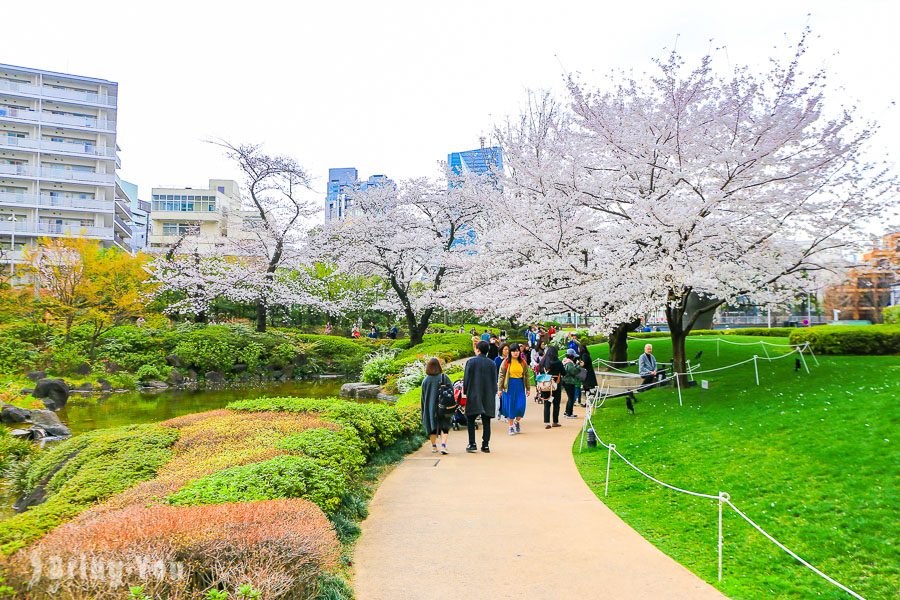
[0, 424, 178, 554]
[286, 334, 372, 374]
[884, 305, 900, 325]
[392, 333, 473, 368]
[105, 372, 138, 390]
[167, 455, 347, 513]
[135, 364, 171, 382]
[0, 427, 32, 473]
[5, 499, 339, 599]
[277, 427, 366, 474]
[48, 344, 90, 374]
[97, 326, 168, 372]
[789, 324, 900, 355]
[397, 359, 427, 394]
[361, 348, 398, 384]
[270, 342, 299, 368]
[0, 334, 36, 373]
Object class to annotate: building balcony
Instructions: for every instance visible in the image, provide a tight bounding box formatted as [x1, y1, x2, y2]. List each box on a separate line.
[0, 79, 117, 107]
[0, 135, 116, 159]
[112, 234, 131, 253]
[0, 249, 26, 264]
[0, 220, 113, 239]
[0, 107, 115, 132]
[115, 198, 133, 218]
[113, 214, 131, 236]
[0, 191, 114, 211]
[39, 167, 115, 185]
[150, 209, 223, 222]
[0, 163, 39, 177]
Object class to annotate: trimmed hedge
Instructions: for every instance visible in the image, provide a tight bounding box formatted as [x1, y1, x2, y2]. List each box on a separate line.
[0, 424, 178, 554]
[627, 327, 796, 339]
[789, 325, 900, 355]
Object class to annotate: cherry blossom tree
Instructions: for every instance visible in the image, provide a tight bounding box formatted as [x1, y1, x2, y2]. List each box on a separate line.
[310, 176, 485, 345]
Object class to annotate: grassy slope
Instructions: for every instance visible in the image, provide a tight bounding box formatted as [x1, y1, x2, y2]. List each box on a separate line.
[576, 336, 898, 599]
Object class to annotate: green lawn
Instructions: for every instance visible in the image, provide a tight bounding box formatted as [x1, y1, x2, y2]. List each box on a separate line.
[577, 336, 898, 599]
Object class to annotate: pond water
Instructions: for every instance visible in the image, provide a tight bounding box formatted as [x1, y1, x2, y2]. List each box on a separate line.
[55, 379, 348, 435]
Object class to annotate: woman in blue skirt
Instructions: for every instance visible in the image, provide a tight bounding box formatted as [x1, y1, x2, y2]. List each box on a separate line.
[497, 343, 531, 435]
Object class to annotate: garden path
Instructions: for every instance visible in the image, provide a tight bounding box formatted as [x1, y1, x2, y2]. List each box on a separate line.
[353, 393, 726, 599]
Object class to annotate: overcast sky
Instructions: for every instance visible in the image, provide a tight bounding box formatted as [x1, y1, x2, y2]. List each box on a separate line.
[5, 0, 898, 219]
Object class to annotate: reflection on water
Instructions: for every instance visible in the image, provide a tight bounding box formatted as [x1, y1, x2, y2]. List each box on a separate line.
[56, 379, 348, 435]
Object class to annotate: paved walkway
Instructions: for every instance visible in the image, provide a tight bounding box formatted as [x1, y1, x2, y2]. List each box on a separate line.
[353, 411, 726, 599]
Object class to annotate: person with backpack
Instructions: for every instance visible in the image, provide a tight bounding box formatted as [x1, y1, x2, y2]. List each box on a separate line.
[539, 345, 564, 429]
[577, 341, 598, 408]
[562, 348, 582, 419]
[421, 358, 453, 455]
[497, 343, 530, 435]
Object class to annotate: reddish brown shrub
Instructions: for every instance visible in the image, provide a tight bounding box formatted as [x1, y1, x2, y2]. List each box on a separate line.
[4, 499, 339, 599]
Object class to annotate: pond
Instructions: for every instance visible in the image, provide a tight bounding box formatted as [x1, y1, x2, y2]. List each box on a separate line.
[55, 379, 349, 435]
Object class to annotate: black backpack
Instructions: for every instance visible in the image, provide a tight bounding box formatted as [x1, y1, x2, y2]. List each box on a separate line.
[438, 377, 457, 414]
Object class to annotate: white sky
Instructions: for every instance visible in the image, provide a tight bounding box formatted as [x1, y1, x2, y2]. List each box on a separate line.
[4, 0, 898, 219]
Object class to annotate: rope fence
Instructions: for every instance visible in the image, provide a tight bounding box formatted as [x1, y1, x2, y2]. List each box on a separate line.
[584, 422, 866, 599]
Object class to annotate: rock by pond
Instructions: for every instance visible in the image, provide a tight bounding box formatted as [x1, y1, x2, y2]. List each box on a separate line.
[32, 378, 69, 410]
[340, 382, 383, 399]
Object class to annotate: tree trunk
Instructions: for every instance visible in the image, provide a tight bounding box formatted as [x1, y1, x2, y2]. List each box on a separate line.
[665, 302, 688, 387]
[256, 301, 267, 332]
[608, 319, 640, 367]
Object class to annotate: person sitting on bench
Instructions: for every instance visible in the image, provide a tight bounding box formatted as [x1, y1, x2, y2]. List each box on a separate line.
[638, 344, 658, 387]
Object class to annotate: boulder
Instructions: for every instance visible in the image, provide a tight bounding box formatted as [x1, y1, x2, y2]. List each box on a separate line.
[205, 371, 225, 383]
[271, 370, 283, 380]
[144, 380, 169, 389]
[281, 366, 295, 379]
[186, 370, 199, 381]
[166, 370, 184, 386]
[96, 378, 113, 392]
[231, 363, 248, 373]
[26, 370, 46, 382]
[74, 382, 93, 392]
[20, 388, 33, 395]
[340, 382, 383, 399]
[10, 428, 32, 440]
[165, 354, 182, 367]
[32, 379, 69, 410]
[104, 360, 122, 374]
[27, 409, 71, 438]
[74, 362, 92, 376]
[1, 404, 30, 424]
[377, 393, 398, 403]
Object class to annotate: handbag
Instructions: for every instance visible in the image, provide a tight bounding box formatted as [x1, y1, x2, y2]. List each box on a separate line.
[576, 366, 589, 382]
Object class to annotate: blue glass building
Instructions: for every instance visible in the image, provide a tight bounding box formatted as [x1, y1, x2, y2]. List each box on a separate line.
[325, 168, 393, 221]
[447, 146, 503, 180]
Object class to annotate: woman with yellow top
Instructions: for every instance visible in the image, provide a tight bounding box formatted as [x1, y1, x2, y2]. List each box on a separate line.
[497, 343, 531, 435]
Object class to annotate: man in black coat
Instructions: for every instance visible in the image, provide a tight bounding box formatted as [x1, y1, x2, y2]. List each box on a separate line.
[462, 340, 497, 453]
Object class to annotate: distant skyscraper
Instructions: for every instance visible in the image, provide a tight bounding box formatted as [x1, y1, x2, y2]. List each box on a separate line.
[325, 168, 393, 221]
[447, 145, 503, 180]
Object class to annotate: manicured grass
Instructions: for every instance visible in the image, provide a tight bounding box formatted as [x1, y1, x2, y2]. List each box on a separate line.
[576, 336, 898, 599]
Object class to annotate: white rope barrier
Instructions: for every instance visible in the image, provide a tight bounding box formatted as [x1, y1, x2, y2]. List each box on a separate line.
[590, 427, 867, 598]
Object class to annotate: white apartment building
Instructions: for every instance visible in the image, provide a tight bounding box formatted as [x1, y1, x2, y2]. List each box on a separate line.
[149, 179, 259, 254]
[0, 64, 131, 272]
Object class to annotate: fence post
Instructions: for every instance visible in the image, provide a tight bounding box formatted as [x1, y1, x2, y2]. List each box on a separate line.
[753, 355, 760, 386]
[759, 341, 770, 359]
[806, 342, 820, 366]
[675, 372, 683, 406]
[718, 492, 729, 582]
[687, 360, 695, 382]
[604, 443, 615, 496]
[799, 344, 811, 373]
[716, 337, 720, 357]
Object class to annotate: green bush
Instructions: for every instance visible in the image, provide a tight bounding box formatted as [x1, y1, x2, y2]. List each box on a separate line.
[0, 424, 178, 554]
[361, 349, 398, 384]
[286, 334, 372, 374]
[276, 427, 366, 474]
[48, 345, 90, 374]
[269, 342, 298, 368]
[884, 305, 900, 325]
[0, 334, 36, 373]
[135, 364, 171, 382]
[789, 324, 900, 355]
[392, 333, 473, 368]
[97, 326, 169, 372]
[167, 455, 347, 513]
[0, 427, 32, 473]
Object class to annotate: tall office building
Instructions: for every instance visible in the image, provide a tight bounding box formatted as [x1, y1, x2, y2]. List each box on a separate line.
[0, 63, 130, 272]
[325, 168, 393, 221]
[448, 145, 503, 180]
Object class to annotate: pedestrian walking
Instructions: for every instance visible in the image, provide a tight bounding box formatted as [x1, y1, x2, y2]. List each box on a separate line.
[421, 358, 453, 455]
[498, 343, 530, 435]
[577, 341, 597, 407]
[493, 344, 509, 419]
[539, 345, 564, 428]
[462, 341, 498, 453]
[562, 348, 581, 419]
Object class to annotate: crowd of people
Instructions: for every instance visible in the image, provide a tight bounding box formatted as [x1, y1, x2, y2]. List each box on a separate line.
[420, 327, 598, 454]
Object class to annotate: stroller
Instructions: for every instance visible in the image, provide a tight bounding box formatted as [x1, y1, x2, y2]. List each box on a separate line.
[450, 379, 478, 431]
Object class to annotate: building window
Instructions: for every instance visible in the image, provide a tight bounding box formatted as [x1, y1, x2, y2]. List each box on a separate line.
[161, 222, 200, 236]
